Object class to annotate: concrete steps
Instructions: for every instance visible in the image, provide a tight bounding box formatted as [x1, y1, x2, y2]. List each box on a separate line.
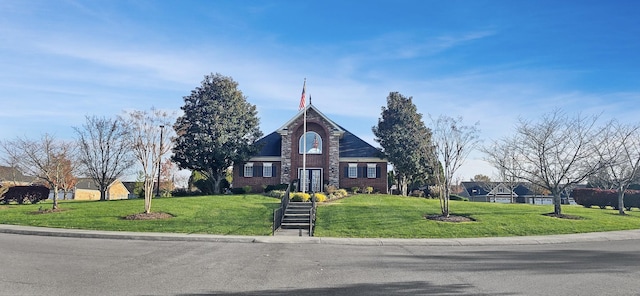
[281, 202, 313, 230]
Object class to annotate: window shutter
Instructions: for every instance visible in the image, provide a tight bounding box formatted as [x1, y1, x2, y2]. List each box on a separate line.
[272, 165, 277, 177]
[357, 166, 363, 178]
[376, 167, 381, 178]
[344, 167, 348, 178]
[255, 165, 262, 177]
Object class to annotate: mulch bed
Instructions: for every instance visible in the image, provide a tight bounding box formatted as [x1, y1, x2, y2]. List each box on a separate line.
[543, 213, 583, 220]
[124, 212, 174, 220]
[426, 214, 475, 222]
[30, 208, 67, 215]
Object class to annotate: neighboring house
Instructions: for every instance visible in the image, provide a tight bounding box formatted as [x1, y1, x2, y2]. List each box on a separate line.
[74, 178, 130, 201]
[0, 166, 37, 186]
[460, 181, 558, 204]
[233, 104, 388, 193]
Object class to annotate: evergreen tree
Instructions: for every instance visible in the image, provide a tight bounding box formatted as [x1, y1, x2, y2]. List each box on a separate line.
[172, 73, 262, 194]
[373, 92, 435, 196]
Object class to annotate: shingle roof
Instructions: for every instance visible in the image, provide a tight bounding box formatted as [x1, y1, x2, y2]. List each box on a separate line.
[338, 129, 382, 158]
[0, 166, 36, 184]
[254, 131, 282, 157]
[251, 105, 382, 159]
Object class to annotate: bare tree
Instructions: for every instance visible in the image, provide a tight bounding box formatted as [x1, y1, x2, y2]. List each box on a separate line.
[0, 134, 72, 209]
[483, 138, 523, 203]
[122, 108, 174, 214]
[593, 121, 640, 215]
[430, 115, 480, 217]
[75, 116, 135, 201]
[499, 110, 603, 215]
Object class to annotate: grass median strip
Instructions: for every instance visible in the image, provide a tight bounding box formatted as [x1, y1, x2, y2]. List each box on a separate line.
[1, 194, 640, 238]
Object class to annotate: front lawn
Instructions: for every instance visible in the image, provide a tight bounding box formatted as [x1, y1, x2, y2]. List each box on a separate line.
[314, 194, 640, 238]
[2, 194, 640, 238]
[0, 195, 280, 236]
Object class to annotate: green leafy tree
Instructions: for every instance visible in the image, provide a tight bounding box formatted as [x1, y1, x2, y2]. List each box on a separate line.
[172, 73, 262, 194]
[373, 92, 435, 196]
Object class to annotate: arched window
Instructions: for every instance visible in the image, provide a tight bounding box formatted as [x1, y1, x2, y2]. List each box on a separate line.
[299, 131, 322, 154]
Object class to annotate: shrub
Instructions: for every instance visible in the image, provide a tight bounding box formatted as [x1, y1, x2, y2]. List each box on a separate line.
[364, 186, 374, 194]
[230, 187, 246, 194]
[1, 186, 50, 204]
[313, 193, 327, 203]
[290, 192, 310, 202]
[325, 184, 338, 195]
[242, 185, 252, 194]
[351, 187, 360, 194]
[572, 188, 640, 210]
[265, 190, 286, 198]
[265, 184, 289, 192]
[336, 189, 348, 198]
[410, 190, 425, 197]
[449, 194, 469, 201]
[171, 188, 202, 197]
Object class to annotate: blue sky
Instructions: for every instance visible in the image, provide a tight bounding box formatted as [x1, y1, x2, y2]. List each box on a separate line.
[1, 1, 639, 180]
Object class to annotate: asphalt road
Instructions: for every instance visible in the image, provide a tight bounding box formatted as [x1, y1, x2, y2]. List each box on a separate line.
[1, 231, 640, 295]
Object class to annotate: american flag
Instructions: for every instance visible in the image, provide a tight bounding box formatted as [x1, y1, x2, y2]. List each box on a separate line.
[299, 79, 306, 110]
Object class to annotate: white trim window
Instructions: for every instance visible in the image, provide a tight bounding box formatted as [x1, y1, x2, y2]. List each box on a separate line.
[263, 163, 273, 178]
[243, 163, 254, 177]
[348, 163, 358, 179]
[299, 131, 322, 154]
[367, 164, 377, 178]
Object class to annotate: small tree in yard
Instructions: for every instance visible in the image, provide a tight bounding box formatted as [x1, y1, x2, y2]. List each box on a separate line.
[430, 115, 480, 217]
[592, 121, 640, 215]
[482, 139, 523, 203]
[122, 108, 174, 214]
[494, 110, 603, 216]
[172, 73, 262, 195]
[0, 134, 74, 210]
[75, 115, 135, 201]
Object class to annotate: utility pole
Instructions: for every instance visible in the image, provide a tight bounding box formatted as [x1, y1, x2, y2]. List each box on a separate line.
[156, 125, 165, 197]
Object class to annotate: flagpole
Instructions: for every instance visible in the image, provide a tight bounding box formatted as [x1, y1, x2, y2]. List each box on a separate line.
[301, 79, 307, 193]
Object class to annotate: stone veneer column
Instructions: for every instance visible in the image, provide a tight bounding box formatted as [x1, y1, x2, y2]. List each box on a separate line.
[279, 131, 292, 184]
[329, 131, 341, 188]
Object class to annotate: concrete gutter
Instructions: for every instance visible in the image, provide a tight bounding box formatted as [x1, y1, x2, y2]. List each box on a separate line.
[2, 224, 640, 246]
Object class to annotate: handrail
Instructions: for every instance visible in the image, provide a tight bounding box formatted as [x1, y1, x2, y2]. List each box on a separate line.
[272, 179, 298, 235]
[309, 193, 317, 236]
[272, 207, 283, 236]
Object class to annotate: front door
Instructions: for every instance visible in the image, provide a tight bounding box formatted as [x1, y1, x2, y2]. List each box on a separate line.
[298, 168, 322, 193]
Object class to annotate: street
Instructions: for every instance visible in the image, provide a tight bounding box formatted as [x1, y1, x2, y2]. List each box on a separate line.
[1, 232, 640, 295]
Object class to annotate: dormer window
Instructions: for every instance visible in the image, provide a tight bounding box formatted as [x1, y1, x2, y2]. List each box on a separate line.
[299, 131, 322, 154]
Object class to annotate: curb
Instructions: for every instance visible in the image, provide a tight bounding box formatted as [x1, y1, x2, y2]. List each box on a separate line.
[2, 224, 640, 246]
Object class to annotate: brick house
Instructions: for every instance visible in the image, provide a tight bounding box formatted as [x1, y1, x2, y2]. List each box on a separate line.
[233, 104, 388, 193]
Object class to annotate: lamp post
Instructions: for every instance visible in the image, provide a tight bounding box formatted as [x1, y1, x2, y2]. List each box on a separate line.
[156, 125, 165, 197]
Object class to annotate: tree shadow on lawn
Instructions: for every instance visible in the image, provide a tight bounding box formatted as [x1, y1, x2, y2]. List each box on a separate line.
[425, 213, 476, 223]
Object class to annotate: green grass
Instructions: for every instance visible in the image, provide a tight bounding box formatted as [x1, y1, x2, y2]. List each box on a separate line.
[2, 194, 640, 238]
[0, 195, 280, 235]
[314, 194, 640, 238]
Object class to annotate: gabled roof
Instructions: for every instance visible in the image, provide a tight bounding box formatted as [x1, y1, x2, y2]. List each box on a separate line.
[75, 178, 125, 191]
[276, 104, 344, 135]
[338, 129, 382, 158]
[461, 181, 532, 196]
[251, 104, 383, 159]
[0, 166, 36, 184]
[254, 131, 282, 157]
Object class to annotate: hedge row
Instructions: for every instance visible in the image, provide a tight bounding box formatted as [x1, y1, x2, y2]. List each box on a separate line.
[1, 186, 50, 204]
[572, 188, 640, 210]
